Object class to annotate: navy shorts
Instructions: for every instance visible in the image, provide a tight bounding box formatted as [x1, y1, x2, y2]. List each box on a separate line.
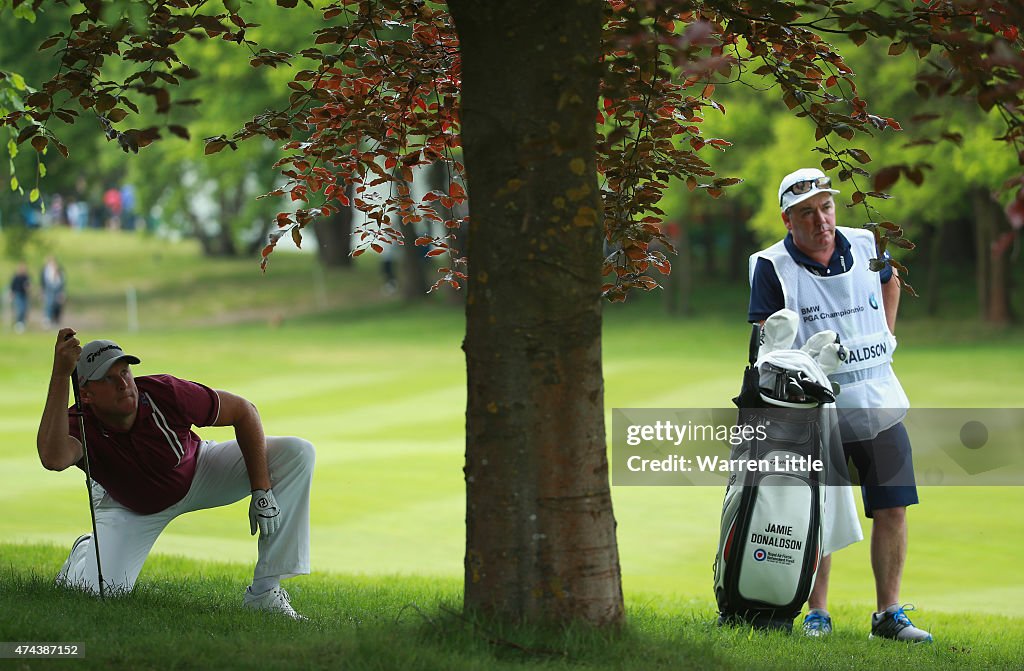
[843, 422, 919, 518]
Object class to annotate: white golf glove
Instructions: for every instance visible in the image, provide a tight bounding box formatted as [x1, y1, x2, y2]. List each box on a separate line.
[249, 488, 281, 537]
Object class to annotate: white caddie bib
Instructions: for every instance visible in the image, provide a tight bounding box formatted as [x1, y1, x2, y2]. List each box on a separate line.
[750, 227, 909, 440]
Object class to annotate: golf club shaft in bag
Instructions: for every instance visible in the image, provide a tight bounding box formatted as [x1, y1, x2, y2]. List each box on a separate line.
[70, 373, 105, 599]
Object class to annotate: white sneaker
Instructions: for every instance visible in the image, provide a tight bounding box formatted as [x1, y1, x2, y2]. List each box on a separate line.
[243, 586, 306, 620]
[55, 533, 91, 587]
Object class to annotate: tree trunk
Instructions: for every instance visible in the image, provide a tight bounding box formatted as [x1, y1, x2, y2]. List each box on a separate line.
[972, 189, 1014, 324]
[183, 205, 235, 257]
[973, 190, 992, 319]
[313, 183, 354, 268]
[700, 212, 716, 277]
[400, 197, 429, 300]
[727, 207, 752, 284]
[449, 0, 623, 626]
[663, 219, 692, 317]
[924, 220, 946, 317]
[215, 191, 239, 257]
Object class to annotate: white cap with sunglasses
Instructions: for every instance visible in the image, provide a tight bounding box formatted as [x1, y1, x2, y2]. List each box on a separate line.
[778, 168, 840, 213]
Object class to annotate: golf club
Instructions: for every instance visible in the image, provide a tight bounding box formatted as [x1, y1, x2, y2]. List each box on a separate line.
[70, 363, 106, 599]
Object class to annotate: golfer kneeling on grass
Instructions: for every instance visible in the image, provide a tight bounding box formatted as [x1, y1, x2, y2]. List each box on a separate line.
[36, 328, 314, 620]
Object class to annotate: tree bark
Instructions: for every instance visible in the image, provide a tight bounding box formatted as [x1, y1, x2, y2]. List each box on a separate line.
[972, 189, 1014, 324]
[216, 190, 240, 257]
[400, 192, 429, 300]
[183, 205, 235, 257]
[663, 219, 692, 317]
[973, 190, 992, 319]
[449, 0, 623, 626]
[727, 207, 752, 284]
[313, 213, 353, 267]
[313, 183, 354, 268]
[924, 220, 946, 317]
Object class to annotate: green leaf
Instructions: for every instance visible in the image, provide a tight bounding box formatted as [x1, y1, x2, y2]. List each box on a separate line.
[888, 41, 908, 56]
[10, 175, 19, 192]
[12, 3, 36, 22]
[29, 187, 39, 202]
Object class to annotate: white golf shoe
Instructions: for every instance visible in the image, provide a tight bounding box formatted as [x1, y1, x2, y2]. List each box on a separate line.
[243, 586, 306, 620]
[55, 533, 91, 587]
[869, 604, 933, 643]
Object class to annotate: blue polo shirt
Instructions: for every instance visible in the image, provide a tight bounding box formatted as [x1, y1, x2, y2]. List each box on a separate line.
[748, 230, 892, 323]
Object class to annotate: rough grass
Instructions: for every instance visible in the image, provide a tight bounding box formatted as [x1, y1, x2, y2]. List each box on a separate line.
[2, 547, 1023, 671]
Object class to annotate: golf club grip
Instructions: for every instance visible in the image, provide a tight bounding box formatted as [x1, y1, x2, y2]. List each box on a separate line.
[71, 373, 83, 410]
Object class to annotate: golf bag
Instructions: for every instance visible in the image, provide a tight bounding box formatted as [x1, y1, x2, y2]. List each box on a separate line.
[713, 313, 842, 631]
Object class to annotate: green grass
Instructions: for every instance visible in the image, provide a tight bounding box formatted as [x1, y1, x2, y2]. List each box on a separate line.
[2, 549, 1023, 671]
[6, 226, 403, 330]
[2, 229, 1024, 668]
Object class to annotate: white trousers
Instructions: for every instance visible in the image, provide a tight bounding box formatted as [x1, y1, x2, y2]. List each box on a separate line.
[61, 436, 315, 595]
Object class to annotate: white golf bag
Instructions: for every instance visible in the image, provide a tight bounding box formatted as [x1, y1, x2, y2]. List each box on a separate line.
[714, 310, 847, 630]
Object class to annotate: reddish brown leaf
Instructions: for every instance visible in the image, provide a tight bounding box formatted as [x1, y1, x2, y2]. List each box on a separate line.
[873, 166, 901, 192]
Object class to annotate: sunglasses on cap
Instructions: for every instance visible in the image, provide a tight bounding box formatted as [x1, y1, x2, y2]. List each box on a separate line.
[780, 176, 832, 206]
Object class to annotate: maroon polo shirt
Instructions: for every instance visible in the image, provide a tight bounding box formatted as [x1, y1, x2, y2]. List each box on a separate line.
[68, 374, 221, 514]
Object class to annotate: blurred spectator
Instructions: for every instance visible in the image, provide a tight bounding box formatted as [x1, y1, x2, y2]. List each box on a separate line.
[40, 255, 67, 327]
[9, 262, 30, 333]
[120, 184, 137, 231]
[103, 185, 123, 229]
[67, 198, 89, 230]
[20, 199, 42, 228]
[47, 193, 67, 227]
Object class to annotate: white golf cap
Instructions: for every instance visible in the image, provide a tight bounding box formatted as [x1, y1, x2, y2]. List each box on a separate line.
[77, 340, 141, 384]
[778, 167, 840, 212]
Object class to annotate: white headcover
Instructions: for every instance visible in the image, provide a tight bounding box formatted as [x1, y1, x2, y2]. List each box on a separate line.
[758, 308, 799, 359]
[799, 329, 847, 376]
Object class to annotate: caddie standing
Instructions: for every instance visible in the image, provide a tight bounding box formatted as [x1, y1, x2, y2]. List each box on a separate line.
[747, 168, 932, 642]
[36, 329, 315, 619]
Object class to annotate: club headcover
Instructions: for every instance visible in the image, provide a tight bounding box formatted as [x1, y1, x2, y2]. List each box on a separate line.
[814, 342, 848, 376]
[800, 330, 847, 376]
[758, 308, 799, 358]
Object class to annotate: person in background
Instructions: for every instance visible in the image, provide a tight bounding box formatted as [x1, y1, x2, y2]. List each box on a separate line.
[10, 262, 31, 333]
[41, 256, 67, 328]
